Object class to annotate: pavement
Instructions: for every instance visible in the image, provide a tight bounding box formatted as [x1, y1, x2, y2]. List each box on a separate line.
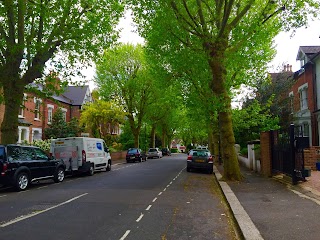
[215, 164, 320, 240]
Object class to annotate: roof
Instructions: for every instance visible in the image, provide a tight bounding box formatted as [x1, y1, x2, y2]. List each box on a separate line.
[62, 85, 90, 106]
[296, 46, 320, 60]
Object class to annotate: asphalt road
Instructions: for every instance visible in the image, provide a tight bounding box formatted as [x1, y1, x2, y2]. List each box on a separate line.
[0, 154, 237, 240]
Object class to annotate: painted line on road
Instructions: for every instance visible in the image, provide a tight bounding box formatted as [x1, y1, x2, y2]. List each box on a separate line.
[37, 186, 48, 189]
[158, 192, 162, 196]
[120, 230, 131, 240]
[18, 190, 30, 194]
[136, 213, 144, 222]
[0, 195, 7, 198]
[152, 197, 157, 202]
[146, 205, 152, 211]
[163, 188, 167, 191]
[0, 193, 88, 228]
[166, 184, 170, 188]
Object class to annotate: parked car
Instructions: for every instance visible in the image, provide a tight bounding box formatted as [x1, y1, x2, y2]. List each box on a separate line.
[147, 148, 163, 159]
[50, 137, 111, 175]
[126, 148, 146, 163]
[187, 149, 213, 174]
[0, 144, 66, 191]
[161, 148, 171, 156]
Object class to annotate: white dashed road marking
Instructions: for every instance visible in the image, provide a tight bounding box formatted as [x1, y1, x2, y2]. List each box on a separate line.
[119, 230, 131, 240]
[136, 213, 144, 222]
[146, 205, 152, 211]
[0, 193, 88, 228]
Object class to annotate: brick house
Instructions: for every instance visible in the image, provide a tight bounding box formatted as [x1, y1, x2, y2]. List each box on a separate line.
[291, 46, 320, 146]
[0, 84, 93, 143]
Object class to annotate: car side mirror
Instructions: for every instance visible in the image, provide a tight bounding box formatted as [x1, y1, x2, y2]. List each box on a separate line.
[105, 147, 110, 153]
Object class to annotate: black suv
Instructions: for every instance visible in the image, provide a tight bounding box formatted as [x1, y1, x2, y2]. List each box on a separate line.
[0, 145, 66, 191]
[126, 148, 146, 163]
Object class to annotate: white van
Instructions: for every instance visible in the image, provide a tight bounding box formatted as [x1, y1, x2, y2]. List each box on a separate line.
[50, 137, 111, 175]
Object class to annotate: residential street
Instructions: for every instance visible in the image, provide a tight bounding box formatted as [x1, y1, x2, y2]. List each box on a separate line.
[0, 154, 237, 240]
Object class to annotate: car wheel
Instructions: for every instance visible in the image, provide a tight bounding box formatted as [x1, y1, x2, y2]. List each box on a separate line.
[15, 172, 29, 191]
[139, 157, 142, 162]
[54, 168, 65, 183]
[106, 161, 111, 171]
[88, 164, 94, 176]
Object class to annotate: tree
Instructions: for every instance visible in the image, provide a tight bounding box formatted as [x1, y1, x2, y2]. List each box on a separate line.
[130, 0, 319, 180]
[44, 108, 82, 139]
[0, 1, 124, 143]
[79, 100, 126, 140]
[95, 44, 154, 148]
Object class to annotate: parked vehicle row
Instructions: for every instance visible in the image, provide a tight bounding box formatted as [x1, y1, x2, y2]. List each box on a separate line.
[0, 137, 112, 191]
[125, 147, 172, 163]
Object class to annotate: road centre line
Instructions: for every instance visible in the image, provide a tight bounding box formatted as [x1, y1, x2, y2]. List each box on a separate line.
[0, 193, 88, 228]
[152, 197, 157, 202]
[136, 213, 144, 222]
[0, 195, 7, 198]
[146, 205, 152, 211]
[119, 230, 131, 240]
[158, 192, 162, 196]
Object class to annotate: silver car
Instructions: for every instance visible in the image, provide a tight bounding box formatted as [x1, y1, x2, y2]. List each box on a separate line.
[147, 148, 163, 159]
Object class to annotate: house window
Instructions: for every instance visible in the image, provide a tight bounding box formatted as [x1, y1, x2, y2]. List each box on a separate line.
[303, 123, 309, 137]
[298, 83, 308, 110]
[60, 108, 67, 121]
[47, 104, 54, 124]
[19, 94, 27, 118]
[34, 98, 42, 120]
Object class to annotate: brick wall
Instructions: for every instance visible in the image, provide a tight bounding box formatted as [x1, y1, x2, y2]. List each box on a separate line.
[111, 151, 127, 160]
[304, 146, 320, 170]
[260, 131, 272, 177]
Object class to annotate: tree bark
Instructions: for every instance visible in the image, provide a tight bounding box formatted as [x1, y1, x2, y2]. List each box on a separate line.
[207, 39, 243, 181]
[1, 79, 25, 144]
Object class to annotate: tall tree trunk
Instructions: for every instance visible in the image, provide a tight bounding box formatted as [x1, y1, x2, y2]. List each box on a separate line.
[1, 79, 25, 144]
[208, 40, 242, 181]
[150, 124, 156, 147]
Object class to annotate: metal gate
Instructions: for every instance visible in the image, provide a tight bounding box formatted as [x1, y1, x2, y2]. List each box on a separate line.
[271, 124, 309, 184]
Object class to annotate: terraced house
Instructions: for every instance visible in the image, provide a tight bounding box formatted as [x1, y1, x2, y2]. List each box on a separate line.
[0, 83, 93, 143]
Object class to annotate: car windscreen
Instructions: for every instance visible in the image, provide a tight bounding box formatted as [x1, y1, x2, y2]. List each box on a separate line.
[148, 149, 157, 152]
[128, 149, 138, 154]
[192, 150, 210, 157]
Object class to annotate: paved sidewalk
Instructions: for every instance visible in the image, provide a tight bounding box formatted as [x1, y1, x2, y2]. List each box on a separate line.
[215, 165, 320, 240]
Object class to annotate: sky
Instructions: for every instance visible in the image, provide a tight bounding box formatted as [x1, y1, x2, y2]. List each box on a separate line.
[84, 13, 320, 89]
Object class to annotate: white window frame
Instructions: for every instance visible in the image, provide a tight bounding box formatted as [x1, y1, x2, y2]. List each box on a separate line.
[34, 97, 42, 120]
[47, 104, 54, 124]
[18, 94, 27, 118]
[60, 107, 67, 122]
[298, 83, 308, 110]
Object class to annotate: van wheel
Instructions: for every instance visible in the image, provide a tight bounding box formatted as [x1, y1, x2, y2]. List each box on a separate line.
[88, 164, 94, 176]
[106, 161, 111, 171]
[54, 168, 65, 183]
[15, 172, 29, 191]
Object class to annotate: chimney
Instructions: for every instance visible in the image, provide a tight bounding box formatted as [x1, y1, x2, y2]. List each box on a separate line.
[283, 65, 287, 72]
[290, 65, 292, 72]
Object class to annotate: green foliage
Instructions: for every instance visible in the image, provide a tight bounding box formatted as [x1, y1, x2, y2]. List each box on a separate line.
[0, 1, 125, 144]
[21, 139, 52, 153]
[80, 100, 125, 140]
[44, 108, 82, 139]
[170, 148, 179, 153]
[232, 99, 279, 147]
[95, 43, 155, 147]
[119, 121, 135, 150]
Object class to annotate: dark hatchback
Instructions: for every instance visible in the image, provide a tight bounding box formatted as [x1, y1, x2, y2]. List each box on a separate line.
[161, 148, 171, 156]
[126, 148, 146, 163]
[187, 149, 213, 174]
[0, 145, 66, 191]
